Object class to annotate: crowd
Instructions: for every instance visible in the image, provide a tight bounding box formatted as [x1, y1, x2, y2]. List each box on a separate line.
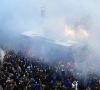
[0, 48, 100, 90]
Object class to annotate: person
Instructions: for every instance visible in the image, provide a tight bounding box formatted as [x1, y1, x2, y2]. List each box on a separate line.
[86, 85, 91, 90]
[44, 82, 51, 90]
[72, 81, 76, 90]
[72, 81, 78, 90]
[65, 79, 72, 90]
[34, 82, 40, 90]
[78, 83, 85, 90]
[1, 48, 100, 90]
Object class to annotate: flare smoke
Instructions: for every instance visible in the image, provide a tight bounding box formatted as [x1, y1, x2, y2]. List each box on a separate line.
[0, 48, 5, 64]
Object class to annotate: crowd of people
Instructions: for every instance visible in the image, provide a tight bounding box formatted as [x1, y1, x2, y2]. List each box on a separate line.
[0, 48, 100, 90]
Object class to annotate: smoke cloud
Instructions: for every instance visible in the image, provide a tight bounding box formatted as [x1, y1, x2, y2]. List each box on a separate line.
[0, 0, 100, 72]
